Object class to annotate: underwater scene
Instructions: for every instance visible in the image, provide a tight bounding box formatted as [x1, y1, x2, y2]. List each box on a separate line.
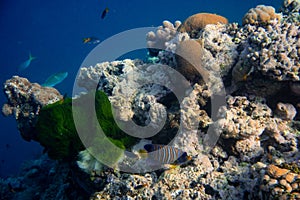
[1, 0, 300, 199]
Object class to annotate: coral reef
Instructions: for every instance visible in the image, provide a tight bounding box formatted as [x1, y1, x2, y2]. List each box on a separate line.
[260, 164, 300, 199]
[0, 154, 93, 199]
[178, 13, 228, 38]
[146, 20, 181, 56]
[232, 20, 300, 82]
[1, 0, 300, 199]
[280, 0, 300, 22]
[214, 95, 298, 162]
[242, 5, 281, 25]
[2, 76, 63, 141]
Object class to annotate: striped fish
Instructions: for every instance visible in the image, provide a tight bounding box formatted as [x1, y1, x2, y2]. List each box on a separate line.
[142, 144, 191, 165]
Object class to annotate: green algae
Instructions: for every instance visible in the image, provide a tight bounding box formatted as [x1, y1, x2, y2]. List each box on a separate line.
[34, 91, 137, 160]
[34, 97, 82, 160]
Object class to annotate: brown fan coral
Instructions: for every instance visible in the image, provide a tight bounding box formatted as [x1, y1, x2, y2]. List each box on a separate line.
[179, 13, 228, 38]
[242, 5, 281, 25]
[175, 39, 208, 83]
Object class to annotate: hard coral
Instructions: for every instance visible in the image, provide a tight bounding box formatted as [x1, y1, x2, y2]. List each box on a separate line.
[261, 164, 300, 199]
[146, 20, 181, 56]
[242, 5, 281, 26]
[179, 13, 228, 38]
[2, 76, 63, 141]
[280, 0, 300, 22]
[232, 20, 300, 83]
[175, 39, 208, 83]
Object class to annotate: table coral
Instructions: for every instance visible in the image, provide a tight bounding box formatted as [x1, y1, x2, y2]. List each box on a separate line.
[178, 13, 228, 38]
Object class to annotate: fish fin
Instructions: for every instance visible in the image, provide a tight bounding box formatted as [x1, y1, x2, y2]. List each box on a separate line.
[29, 52, 36, 61]
[169, 164, 179, 169]
[138, 149, 148, 159]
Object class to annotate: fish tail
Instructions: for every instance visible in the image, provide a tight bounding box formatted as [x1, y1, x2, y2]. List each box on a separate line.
[29, 51, 36, 61]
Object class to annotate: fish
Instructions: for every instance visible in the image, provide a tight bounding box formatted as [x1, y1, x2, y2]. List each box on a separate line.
[101, 7, 109, 19]
[82, 37, 100, 44]
[17, 52, 36, 72]
[41, 72, 68, 87]
[139, 144, 192, 165]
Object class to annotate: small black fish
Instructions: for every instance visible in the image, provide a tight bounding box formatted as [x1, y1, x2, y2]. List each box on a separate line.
[101, 7, 109, 19]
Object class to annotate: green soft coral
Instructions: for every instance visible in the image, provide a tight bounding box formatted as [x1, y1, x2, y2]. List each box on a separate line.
[34, 91, 137, 160]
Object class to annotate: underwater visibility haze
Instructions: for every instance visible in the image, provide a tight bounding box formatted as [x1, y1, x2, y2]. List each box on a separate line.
[1, 0, 299, 199]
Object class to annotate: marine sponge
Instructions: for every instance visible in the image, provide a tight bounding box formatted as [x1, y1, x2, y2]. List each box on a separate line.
[178, 13, 228, 38]
[242, 5, 281, 25]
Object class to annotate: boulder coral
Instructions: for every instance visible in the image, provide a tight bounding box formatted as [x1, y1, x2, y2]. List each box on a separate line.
[242, 5, 281, 25]
[179, 13, 228, 38]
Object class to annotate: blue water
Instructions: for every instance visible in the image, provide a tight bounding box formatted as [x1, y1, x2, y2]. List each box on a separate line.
[0, 0, 283, 177]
